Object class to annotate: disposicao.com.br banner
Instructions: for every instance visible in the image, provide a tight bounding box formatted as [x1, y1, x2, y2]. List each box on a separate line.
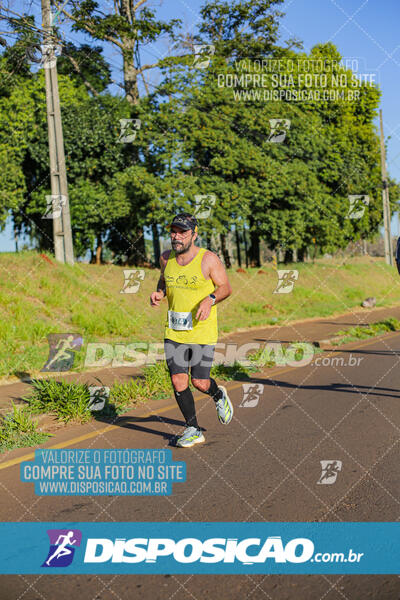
[1, 522, 398, 574]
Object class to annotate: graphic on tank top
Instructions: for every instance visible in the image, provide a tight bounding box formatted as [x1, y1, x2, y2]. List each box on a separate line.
[163, 247, 218, 344]
[165, 273, 201, 290]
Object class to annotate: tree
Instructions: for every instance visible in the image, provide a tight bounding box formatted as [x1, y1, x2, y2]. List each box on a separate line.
[51, 0, 182, 263]
[53, 0, 180, 105]
[150, 0, 297, 266]
[0, 31, 134, 260]
[1, 4, 398, 266]
[20, 89, 135, 260]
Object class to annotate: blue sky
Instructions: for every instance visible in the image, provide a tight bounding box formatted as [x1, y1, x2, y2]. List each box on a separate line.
[1, 0, 399, 251]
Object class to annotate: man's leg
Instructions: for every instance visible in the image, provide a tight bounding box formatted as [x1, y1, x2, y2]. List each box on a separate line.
[164, 340, 204, 447]
[190, 343, 220, 398]
[191, 344, 233, 425]
[191, 377, 221, 400]
[171, 373, 199, 429]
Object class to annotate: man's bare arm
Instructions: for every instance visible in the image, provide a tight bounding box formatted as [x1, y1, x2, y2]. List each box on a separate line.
[206, 252, 232, 304]
[150, 251, 170, 306]
[156, 264, 166, 297]
[158, 250, 171, 294]
[196, 252, 232, 320]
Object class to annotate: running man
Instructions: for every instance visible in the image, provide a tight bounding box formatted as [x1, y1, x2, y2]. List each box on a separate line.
[150, 213, 233, 448]
[45, 531, 77, 566]
[44, 334, 75, 370]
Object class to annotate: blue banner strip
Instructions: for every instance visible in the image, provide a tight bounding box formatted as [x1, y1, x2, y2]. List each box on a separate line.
[0, 522, 398, 574]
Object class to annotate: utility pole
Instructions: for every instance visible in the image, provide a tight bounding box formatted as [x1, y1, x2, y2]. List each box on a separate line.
[379, 109, 393, 266]
[41, 0, 74, 264]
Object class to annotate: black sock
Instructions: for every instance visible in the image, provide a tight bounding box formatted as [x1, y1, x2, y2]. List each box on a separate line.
[204, 378, 223, 402]
[174, 387, 199, 429]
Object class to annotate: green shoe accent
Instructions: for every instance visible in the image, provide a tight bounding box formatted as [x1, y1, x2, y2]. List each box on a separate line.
[176, 426, 205, 448]
[215, 386, 233, 425]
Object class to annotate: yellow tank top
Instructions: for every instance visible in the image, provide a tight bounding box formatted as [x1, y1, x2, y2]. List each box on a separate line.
[164, 247, 218, 344]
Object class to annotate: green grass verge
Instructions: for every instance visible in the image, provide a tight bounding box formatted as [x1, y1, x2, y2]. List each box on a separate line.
[210, 361, 258, 381]
[24, 364, 174, 423]
[332, 317, 400, 345]
[21, 359, 257, 427]
[2, 252, 400, 378]
[25, 379, 97, 423]
[0, 403, 51, 452]
[2, 350, 297, 453]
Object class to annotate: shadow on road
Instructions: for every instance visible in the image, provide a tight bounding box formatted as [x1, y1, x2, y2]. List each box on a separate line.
[241, 374, 400, 400]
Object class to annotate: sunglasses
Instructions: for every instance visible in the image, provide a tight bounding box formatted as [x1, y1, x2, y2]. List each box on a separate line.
[170, 229, 193, 237]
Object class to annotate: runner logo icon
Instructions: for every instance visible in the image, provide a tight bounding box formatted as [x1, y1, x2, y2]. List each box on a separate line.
[317, 460, 342, 485]
[42, 529, 82, 567]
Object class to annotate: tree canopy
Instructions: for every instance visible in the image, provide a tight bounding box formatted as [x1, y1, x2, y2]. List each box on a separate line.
[0, 0, 398, 264]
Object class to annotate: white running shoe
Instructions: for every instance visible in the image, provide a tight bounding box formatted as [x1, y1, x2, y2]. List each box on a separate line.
[215, 385, 233, 425]
[176, 426, 205, 448]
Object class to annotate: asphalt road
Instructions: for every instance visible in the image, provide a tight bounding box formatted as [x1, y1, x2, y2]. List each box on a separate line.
[0, 331, 399, 599]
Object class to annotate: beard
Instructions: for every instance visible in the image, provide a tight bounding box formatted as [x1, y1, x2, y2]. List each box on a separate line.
[172, 235, 193, 255]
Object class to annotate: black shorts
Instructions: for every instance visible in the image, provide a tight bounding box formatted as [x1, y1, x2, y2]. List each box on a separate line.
[164, 338, 215, 379]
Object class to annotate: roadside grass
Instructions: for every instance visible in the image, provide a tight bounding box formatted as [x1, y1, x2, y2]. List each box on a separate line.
[1, 251, 400, 378]
[142, 362, 174, 399]
[0, 403, 50, 452]
[332, 318, 400, 346]
[210, 361, 258, 381]
[25, 379, 95, 423]
[22, 362, 174, 425]
[0, 342, 319, 453]
[19, 359, 258, 430]
[2, 309, 396, 451]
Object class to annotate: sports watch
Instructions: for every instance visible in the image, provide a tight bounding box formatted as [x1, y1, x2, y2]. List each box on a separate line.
[209, 294, 216, 305]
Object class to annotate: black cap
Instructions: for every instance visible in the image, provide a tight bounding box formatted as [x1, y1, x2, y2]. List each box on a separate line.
[169, 213, 198, 233]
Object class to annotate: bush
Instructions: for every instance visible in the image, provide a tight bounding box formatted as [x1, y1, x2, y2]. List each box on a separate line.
[0, 403, 50, 451]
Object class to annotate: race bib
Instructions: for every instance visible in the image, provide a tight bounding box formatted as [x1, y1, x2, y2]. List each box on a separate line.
[168, 310, 193, 331]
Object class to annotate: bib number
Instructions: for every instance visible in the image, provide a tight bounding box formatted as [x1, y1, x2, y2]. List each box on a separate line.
[168, 310, 193, 331]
